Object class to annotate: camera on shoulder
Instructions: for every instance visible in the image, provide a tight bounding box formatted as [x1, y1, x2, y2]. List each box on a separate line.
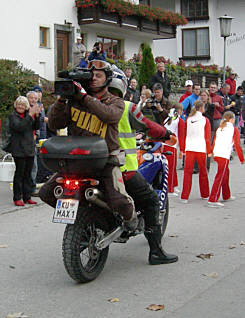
[54, 68, 92, 97]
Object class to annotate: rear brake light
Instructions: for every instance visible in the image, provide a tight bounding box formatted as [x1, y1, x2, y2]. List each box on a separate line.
[40, 147, 48, 154]
[69, 148, 91, 155]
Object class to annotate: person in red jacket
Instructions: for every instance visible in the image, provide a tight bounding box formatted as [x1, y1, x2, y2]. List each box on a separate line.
[225, 71, 236, 96]
[209, 82, 224, 130]
[208, 111, 245, 207]
[180, 100, 212, 203]
[163, 103, 185, 195]
[179, 80, 193, 103]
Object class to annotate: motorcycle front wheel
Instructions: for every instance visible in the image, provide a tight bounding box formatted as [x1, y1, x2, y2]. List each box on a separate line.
[62, 205, 110, 283]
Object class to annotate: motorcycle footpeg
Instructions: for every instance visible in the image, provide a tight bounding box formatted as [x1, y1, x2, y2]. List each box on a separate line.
[95, 226, 124, 250]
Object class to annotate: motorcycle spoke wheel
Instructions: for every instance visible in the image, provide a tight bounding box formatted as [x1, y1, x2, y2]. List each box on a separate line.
[62, 206, 110, 283]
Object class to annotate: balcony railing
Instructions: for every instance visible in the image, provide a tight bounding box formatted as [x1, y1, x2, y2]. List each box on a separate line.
[77, 5, 176, 39]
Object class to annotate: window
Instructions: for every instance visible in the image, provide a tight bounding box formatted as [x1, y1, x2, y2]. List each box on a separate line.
[181, 0, 208, 20]
[97, 36, 122, 60]
[139, 0, 151, 6]
[182, 28, 210, 59]
[40, 27, 50, 48]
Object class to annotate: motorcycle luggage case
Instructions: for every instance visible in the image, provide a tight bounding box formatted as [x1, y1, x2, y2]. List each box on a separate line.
[39, 136, 108, 176]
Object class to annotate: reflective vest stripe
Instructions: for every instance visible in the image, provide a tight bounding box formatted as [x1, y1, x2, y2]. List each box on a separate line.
[118, 132, 136, 138]
[118, 101, 138, 172]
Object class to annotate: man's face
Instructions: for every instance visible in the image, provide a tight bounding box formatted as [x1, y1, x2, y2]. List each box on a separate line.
[237, 89, 243, 96]
[157, 63, 165, 73]
[130, 79, 137, 90]
[193, 85, 201, 96]
[36, 91, 42, 101]
[90, 70, 106, 92]
[154, 89, 163, 101]
[230, 74, 235, 79]
[186, 85, 192, 93]
[77, 38, 82, 44]
[125, 68, 132, 78]
[27, 93, 38, 106]
[209, 84, 217, 94]
[223, 85, 230, 95]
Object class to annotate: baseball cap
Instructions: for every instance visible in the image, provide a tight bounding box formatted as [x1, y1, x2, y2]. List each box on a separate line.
[185, 80, 193, 86]
[32, 85, 42, 93]
[77, 36, 82, 40]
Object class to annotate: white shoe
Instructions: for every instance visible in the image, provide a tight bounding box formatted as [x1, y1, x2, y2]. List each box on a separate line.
[208, 201, 224, 208]
[168, 192, 178, 197]
[180, 199, 188, 204]
[201, 197, 209, 200]
[221, 196, 236, 202]
[175, 188, 180, 193]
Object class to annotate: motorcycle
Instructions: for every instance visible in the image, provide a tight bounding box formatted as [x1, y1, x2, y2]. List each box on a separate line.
[39, 134, 173, 283]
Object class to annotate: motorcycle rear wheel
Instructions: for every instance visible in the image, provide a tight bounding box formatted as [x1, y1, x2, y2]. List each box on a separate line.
[62, 205, 110, 283]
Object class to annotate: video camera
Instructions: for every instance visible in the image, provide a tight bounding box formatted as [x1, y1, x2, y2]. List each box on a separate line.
[54, 68, 92, 97]
[146, 93, 158, 108]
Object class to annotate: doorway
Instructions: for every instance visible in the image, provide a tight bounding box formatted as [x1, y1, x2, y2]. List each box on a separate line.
[56, 31, 69, 73]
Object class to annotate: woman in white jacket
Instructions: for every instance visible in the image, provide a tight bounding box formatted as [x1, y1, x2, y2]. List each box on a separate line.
[180, 100, 212, 203]
[208, 111, 245, 207]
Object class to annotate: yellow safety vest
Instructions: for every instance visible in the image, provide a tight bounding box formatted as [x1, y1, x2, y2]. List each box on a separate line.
[118, 101, 138, 172]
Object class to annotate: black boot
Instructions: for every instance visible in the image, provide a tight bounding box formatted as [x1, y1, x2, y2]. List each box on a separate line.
[144, 226, 178, 265]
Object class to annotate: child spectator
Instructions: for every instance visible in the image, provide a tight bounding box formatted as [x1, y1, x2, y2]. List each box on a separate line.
[180, 100, 212, 203]
[208, 111, 245, 207]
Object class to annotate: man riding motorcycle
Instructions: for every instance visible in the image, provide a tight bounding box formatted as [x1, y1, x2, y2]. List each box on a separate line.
[39, 60, 137, 231]
[109, 66, 178, 265]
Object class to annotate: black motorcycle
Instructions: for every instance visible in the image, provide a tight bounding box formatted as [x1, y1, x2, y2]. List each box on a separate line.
[40, 135, 169, 283]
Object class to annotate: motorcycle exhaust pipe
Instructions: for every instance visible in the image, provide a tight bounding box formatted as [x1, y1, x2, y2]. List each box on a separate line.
[85, 188, 110, 211]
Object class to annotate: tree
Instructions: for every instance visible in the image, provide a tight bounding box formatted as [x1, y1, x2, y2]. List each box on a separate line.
[138, 43, 156, 89]
[0, 59, 36, 119]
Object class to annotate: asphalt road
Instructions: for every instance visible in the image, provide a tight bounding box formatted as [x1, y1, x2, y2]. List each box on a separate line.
[0, 154, 245, 318]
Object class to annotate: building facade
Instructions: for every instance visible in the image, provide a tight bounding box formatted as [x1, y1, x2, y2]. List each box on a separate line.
[0, 0, 181, 81]
[153, 0, 245, 85]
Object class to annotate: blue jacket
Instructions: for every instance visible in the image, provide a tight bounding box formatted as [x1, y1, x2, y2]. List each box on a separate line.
[88, 51, 106, 61]
[181, 94, 200, 120]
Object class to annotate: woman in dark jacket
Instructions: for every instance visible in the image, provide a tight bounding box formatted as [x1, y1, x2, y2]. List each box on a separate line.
[88, 42, 106, 61]
[8, 96, 40, 206]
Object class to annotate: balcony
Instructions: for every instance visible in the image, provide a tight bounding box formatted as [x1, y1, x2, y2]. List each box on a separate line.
[76, 4, 177, 39]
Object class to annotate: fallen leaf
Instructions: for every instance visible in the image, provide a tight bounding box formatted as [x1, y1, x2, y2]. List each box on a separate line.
[168, 234, 179, 238]
[229, 245, 236, 249]
[240, 241, 245, 245]
[196, 253, 214, 260]
[146, 304, 165, 311]
[0, 244, 8, 248]
[108, 298, 120, 303]
[203, 272, 218, 278]
[6, 313, 29, 318]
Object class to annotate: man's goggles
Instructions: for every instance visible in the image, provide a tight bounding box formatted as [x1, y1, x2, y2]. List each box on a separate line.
[87, 60, 109, 70]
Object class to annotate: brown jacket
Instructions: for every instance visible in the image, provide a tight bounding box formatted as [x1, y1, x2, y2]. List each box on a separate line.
[48, 91, 124, 153]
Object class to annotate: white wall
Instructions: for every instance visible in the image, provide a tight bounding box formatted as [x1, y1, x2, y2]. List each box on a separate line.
[154, 0, 245, 85]
[0, 0, 79, 81]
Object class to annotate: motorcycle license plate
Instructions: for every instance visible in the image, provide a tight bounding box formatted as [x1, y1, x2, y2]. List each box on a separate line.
[53, 199, 79, 224]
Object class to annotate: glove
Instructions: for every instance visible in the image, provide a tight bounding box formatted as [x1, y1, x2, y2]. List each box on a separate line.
[164, 129, 172, 141]
[73, 81, 87, 98]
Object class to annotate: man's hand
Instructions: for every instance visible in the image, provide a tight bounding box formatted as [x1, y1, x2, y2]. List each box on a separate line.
[156, 103, 163, 112]
[208, 153, 212, 157]
[29, 104, 40, 117]
[179, 151, 183, 159]
[73, 81, 87, 98]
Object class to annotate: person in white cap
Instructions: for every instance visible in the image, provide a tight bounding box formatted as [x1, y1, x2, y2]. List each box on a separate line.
[179, 80, 193, 103]
[72, 36, 86, 66]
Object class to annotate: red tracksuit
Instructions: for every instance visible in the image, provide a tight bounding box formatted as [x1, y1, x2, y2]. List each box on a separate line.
[181, 111, 211, 200]
[209, 123, 244, 202]
[163, 116, 185, 193]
